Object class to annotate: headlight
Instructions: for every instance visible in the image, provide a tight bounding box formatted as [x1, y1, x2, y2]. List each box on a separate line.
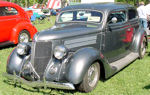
[16, 43, 30, 55]
[54, 45, 67, 59]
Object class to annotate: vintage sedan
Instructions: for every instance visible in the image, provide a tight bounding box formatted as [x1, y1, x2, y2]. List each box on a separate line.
[0, 1, 37, 47]
[4, 3, 148, 92]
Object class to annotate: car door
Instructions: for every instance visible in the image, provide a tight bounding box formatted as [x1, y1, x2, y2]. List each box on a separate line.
[102, 10, 130, 63]
[0, 6, 19, 43]
[127, 8, 139, 49]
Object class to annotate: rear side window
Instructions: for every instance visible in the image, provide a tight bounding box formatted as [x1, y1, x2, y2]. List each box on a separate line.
[107, 10, 126, 24]
[128, 9, 137, 20]
[0, 7, 18, 16]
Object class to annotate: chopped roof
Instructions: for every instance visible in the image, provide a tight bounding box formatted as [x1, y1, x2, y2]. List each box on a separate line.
[61, 3, 134, 12]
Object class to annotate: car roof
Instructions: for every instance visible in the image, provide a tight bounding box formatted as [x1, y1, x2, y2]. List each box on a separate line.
[61, 3, 134, 12]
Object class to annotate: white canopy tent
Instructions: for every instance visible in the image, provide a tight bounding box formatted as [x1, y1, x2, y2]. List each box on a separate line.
[47, 0, 61, 9]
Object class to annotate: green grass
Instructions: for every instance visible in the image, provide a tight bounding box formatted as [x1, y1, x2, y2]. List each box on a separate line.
[34, 16, 56, 31]
[1, 16, 150, 95]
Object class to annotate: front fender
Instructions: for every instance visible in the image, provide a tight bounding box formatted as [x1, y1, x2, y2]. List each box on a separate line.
[7, 48, 24, 75]
[65, 47, 100, 84]
[7, 43, 32, 75]
[131, 28, 147, 52]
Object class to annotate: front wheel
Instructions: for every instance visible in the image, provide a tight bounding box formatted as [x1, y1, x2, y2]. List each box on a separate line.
[139, 37, 147, 59]
[18, 30, 30, 43]
[77, 62, 100, 92]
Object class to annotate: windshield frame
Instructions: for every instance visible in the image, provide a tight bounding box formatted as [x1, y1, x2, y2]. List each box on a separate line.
[56, 9, 104, 25]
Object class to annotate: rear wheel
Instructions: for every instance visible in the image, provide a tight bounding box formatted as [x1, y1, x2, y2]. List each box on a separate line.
[139, 37, 146, 59]
[18, 30, 30, 43]
[77, 62, 100, 92]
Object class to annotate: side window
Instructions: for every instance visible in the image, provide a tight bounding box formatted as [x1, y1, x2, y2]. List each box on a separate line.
[107, 10, 126, 24]
[128, 9, 137, 20]
[0, 7, 18, 16]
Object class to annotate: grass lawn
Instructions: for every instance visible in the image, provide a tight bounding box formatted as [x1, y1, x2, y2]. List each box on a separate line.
[1, 16, 150, 95]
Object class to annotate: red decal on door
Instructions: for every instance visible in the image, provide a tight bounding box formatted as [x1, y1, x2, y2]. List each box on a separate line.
[123, 28, 133, 42]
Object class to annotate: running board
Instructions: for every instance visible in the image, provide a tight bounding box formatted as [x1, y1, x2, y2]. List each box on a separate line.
[110, 52, 139, 72]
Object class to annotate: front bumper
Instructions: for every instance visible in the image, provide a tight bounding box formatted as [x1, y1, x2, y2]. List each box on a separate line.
[3, 73, 75, 90]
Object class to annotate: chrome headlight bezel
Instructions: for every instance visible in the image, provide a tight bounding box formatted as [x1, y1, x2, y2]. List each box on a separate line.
[33, 32, 39, 41]
[16, 43, 30, 55]
[54, 45, 68, 59]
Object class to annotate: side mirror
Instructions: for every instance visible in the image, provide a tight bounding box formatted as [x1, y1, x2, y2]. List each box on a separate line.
[111, 17, 117, 23]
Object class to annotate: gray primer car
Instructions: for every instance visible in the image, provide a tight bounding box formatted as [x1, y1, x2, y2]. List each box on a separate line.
[4, 3, 148, 92]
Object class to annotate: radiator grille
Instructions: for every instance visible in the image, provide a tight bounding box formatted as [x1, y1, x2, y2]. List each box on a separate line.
[31, 41, 52, 80]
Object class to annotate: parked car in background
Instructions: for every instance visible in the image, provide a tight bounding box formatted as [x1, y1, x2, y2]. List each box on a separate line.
[25, 10, 33, 19]
[24, 8, 46, 22]
[4, 3, 148, 92]
[0, 1, 37, 47]
[50, 8, 61, 16]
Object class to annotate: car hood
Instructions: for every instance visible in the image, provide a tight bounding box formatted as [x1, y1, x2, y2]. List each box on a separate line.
[36, 24, 101, 41]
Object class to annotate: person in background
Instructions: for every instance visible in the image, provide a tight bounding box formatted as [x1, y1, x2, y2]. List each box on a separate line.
[146, 0, 150, 18]
[137, 1, 148, 31]
[66, 0, 70, 6]
[61, 0, 66, 8]
[145, 0, 150, 35]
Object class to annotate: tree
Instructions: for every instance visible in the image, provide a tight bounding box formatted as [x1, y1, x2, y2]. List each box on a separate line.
[42, 0, 47, 5]
[25, 0, 28, 8]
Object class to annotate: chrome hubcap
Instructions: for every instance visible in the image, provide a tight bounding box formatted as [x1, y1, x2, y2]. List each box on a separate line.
[87, 64, 99, 87]
[19, 33, 29, 43]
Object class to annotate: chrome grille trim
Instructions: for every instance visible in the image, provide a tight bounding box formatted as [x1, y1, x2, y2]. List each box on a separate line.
[31, 41, 52, 80]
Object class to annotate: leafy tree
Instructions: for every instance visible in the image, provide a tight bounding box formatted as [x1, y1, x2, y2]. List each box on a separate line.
[4, 0, 149, 8]
[116, 0, 149, 6]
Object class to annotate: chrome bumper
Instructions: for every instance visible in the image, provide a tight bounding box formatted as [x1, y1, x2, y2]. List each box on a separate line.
[3, 73, 75, 90]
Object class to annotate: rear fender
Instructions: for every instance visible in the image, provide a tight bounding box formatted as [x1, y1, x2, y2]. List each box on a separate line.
[130, 28, 148, 52]
[10, 21, 37, 44]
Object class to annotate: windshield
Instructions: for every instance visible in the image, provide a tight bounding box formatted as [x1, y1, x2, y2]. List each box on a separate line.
[58, 10, 103, 23]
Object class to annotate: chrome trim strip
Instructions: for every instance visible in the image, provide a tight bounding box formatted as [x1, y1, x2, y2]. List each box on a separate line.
[64, 36, 97, 44]
[31, 42, 36, 65]
[65, 40, 96, 49]
[64, 36, 97, 48]
[29, 62, 40, 80]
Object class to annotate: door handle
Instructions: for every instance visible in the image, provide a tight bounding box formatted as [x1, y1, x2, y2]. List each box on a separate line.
[127, 28, 131, 31]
